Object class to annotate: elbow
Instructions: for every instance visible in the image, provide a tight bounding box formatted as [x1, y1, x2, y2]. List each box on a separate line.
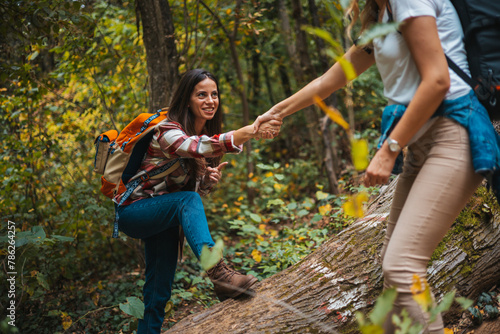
[428, 72, 450, 97]
[437, 76, 451, 95]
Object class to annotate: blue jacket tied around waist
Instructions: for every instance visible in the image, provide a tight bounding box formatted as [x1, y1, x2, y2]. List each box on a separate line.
[378, 90, 500, 203]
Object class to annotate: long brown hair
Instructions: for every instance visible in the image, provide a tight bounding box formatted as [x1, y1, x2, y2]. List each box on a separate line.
[346, 0, 380, 42]
[167, 69, 223, 176]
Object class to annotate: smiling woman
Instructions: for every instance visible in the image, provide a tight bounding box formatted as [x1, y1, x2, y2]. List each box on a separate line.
[189, 78, 219, 134]
[114, 69, 282, 334]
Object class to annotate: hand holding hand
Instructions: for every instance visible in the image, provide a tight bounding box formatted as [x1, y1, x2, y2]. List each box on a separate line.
[255, 119, 282, 139]
[205, 162, 228, 185]
[253, 107, 283, 134]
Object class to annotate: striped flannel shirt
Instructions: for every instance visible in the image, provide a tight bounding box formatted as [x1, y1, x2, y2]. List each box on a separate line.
[115, 120, 242, 206]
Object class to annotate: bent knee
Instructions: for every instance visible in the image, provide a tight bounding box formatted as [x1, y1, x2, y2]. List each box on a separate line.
[182, 191, 203, 208]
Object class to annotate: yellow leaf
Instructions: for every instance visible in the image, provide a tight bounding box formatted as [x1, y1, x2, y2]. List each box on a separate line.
[319, 204, 332, 215]
[342, 192, 368, 218]
[316, 190, 329, 200]
[265, 171, 273, 178]
[336, 57, 357, 81]
[92, 293, 100, 306]
[443, 329, 454, 334]
[351, 139, 370, 171]
[411, 274, 433, 311]
[258, 224, 266, 231]
[61, 312, 72, 330]
[226, 8, 232, 15]
[313, 95, 350, 130]
[273, 183, 283, 191]
[251, 249, 262, 263]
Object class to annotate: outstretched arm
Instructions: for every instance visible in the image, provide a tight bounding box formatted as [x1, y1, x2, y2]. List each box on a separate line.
[253, 45, 375, 131]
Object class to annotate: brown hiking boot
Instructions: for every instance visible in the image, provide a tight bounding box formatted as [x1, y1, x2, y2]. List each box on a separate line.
[206, 259, 258, 301]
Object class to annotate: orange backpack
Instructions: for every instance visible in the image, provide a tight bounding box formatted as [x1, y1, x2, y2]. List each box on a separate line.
[94, 109, 180, 237]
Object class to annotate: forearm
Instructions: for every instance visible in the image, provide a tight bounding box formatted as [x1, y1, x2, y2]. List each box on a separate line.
[273, 45, 375, 120]
[387, 80, 448, 147]
[233, 125, 255, 146]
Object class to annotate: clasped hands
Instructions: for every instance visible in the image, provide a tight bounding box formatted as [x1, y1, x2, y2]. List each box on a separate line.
[252, 107, 283, 140]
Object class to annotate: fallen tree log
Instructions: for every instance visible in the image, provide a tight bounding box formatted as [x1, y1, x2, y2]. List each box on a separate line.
[165, 177, 500, 334]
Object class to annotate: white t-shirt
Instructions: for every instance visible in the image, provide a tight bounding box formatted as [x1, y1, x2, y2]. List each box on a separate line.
[373, 0, 471, 105]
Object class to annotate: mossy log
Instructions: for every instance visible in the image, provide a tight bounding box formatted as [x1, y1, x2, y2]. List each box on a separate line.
[165, 177, 500, 334]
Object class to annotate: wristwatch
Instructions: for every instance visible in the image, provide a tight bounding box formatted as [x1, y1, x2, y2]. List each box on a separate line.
[386, 137, 402, 153]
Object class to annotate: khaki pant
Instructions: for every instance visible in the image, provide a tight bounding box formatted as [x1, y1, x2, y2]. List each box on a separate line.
[381, 117, 483, 333]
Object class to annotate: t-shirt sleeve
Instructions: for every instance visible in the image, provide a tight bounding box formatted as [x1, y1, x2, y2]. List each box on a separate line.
[392, 0, 438, 22]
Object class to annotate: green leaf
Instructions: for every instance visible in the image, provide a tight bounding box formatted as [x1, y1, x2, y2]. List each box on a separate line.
[29, 51, 40, 61]
[249, 213, 261, 223]
[316, 190, 329, 200]
[36, 273, 50, 290]
[267, 198, 285, 207]
[311, 213, 323, 222]
[303, 26, 342, 51]
[51, 235, 74, 242]
[256, 163, 274, 170]
[369, 287, 397, 325]
[297, 209, 309, 217]
[16, 226, 46, 247]
[455, 297, 474, 310]
[200, 239, 224, 271]
[358, 22, 401, 46]
[119, 297, 145, 319]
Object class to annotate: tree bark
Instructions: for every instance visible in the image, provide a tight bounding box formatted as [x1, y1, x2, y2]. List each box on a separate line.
[165, 178, 500, 334]
[135, 0, 179, 112]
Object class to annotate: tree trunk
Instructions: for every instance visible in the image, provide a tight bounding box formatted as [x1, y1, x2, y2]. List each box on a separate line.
[165, 178, 500, 334]
[135, 0, 179, 112]
[321, 116, 339, 195]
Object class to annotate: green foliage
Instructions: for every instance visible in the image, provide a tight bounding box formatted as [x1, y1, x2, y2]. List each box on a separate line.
[119, 297, 145, 320]
[200, 239, 224, 271]
[357, 287, 472, 334]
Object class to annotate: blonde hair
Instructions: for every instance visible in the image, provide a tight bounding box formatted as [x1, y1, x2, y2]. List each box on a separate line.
[346, 0, 380, 42]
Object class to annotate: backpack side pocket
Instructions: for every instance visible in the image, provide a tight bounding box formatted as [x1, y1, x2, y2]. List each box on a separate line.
[94, 130, 118, 174]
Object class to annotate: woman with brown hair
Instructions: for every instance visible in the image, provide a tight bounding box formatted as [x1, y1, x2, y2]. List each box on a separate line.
[117, 68, 281, 333]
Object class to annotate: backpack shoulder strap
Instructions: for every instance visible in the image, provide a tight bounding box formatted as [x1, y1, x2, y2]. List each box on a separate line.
[445, 55, 477, 88]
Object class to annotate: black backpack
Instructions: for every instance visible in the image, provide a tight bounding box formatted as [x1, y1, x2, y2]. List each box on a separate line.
[447, 0, 500, 120]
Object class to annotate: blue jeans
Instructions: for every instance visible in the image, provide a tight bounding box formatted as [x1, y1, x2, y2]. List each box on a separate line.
[117, 191, 215, 334]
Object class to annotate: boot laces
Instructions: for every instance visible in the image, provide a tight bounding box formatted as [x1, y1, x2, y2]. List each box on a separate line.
[218, 261, 238, 281]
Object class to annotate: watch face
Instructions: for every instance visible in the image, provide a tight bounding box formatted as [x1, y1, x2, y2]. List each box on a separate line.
[387, 138, 400, 152]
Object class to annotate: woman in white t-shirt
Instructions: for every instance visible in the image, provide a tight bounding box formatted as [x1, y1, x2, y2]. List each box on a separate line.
[253, 0, 500, 332]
